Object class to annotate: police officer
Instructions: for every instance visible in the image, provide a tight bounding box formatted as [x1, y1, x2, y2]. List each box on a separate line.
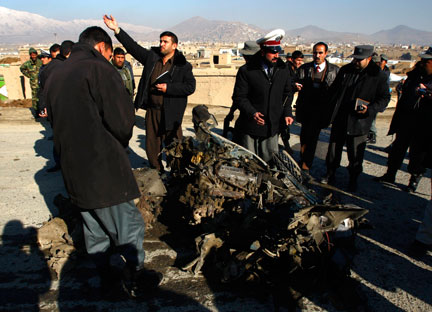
[232, 29, 293, 163]
[20, 47, 42, 117]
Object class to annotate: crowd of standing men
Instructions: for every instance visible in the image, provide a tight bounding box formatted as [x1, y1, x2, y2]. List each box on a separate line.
[18, 17, 431, 298]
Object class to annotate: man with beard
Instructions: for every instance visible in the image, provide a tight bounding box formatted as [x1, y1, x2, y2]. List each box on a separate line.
[232, 29, 293, 163]
[321, 45, 390, 191]
[295, 42, 339, 173]
[103, 15, 196, 174]
[111, 47, 135, 99]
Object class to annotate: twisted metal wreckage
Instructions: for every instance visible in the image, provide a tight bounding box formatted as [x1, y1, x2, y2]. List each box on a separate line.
[37, 105, 369, 308]
[162, 105, 369, 305]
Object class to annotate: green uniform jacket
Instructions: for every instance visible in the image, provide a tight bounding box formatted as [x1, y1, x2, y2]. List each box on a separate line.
[20, 58, 42, 107]
[111, 60, 134, 99]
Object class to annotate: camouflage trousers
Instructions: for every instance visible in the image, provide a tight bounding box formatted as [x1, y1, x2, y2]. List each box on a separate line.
[31, 87, 39, 110]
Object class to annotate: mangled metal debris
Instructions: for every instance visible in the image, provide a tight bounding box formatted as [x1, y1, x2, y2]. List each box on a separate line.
[161, 105, 368, 307]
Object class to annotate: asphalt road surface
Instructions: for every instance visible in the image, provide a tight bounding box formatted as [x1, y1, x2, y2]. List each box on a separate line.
[0, 106, 431, 311]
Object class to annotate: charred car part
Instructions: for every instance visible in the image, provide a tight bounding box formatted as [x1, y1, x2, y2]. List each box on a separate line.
[162, 105, 369, 309]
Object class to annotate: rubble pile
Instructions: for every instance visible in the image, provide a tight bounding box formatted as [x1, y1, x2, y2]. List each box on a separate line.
[133, 167, 166, 228]
[37, 194, 83, 278]
[162, 105, 368, 307]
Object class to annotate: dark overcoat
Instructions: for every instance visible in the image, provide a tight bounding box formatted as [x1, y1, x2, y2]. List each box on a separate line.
[232, 55, 293, 138]
[388, 67, 425, 135]
[327, 62, 390, 136]
[115, 28, 196, 131]
[295, 60, 339, 124]
[45, 43, 140, 209]
[38, 54, 67, 111]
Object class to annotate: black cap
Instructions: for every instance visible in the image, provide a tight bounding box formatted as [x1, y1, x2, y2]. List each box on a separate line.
[420, 47, 432, 60]
[351, 45, 374, 59]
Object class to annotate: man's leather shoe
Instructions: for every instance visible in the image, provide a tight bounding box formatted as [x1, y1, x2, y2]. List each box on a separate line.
[321, 172, 335, 185]
[405, 174, 422, 193]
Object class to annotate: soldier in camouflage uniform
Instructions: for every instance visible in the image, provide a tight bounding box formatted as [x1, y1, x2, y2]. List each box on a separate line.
[111, 47, 135, 99]
[20, 47, 42, 115]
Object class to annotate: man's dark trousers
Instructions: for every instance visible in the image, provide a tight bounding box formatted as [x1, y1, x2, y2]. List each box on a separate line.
[300, 121, 322, 169]
[386, 130, 413, 177]
[326, 123, 368, 177]
[145, 107, 182, 172]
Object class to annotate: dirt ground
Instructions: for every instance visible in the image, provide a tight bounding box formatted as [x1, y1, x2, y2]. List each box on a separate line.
[0, 99, 32, 108]
[0, 106, 431, 311]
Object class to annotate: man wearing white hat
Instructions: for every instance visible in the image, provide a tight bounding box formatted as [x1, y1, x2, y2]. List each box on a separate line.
[232, 29, 294, 163]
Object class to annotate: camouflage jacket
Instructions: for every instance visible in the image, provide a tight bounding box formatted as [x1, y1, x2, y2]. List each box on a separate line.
[111, 61, 134, 99]
[20, 58, 42, 89]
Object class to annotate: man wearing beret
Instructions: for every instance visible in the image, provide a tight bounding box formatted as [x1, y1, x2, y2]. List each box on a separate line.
[232, 29, 293, 163]
[321, 45, 390, 191]
[20, 47, 42, 117]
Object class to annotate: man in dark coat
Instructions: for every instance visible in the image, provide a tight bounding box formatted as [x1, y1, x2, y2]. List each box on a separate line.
[103, 15, 196, 173]
[38, 40, 74, 173]
[280, 50, 304, 155]
[232, 29, 293, 163]
[376, 48, 432, 192]
[321, 45, 390, 191]
[295, 42, 339, 172]
[38, 40, 74, 118]
[223, 40, 260, 140]
[45, 26, 160, 297]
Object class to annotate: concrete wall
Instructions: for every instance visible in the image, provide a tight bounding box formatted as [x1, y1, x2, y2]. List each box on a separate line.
[2, 63, 238, 108]
[0, 64, 31, 100]
[131, 67, 237, 107]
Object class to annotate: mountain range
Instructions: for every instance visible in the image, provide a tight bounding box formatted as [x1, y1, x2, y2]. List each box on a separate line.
[1, 6, 431, 45]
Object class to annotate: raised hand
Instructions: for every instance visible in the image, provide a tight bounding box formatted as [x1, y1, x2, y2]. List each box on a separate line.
[103, 15, 119, 32]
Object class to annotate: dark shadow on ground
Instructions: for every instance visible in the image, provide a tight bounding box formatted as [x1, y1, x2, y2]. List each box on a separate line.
[127, 146, 147, 169]
[305, 169, 432, 309]
[0, 220, 51, 311]
[135, 114, 146, 131]
[57, 239, 212, 311]
[33, 119, 66, 216]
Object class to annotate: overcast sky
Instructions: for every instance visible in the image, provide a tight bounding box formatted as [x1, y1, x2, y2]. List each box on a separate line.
[2, 0, 432, 34]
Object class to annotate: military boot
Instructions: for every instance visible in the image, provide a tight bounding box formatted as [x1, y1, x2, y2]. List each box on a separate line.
[405, 174, 422, 193]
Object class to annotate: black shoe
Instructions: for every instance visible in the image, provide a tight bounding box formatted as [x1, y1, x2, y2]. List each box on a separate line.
[374, 173, 395, 184]
[367, 132, 376, 144]
[46, 164, 61, 172]
[321, 172, 335, 185]
[405, 174, 422, 193]
[126, 269, 162, 297]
